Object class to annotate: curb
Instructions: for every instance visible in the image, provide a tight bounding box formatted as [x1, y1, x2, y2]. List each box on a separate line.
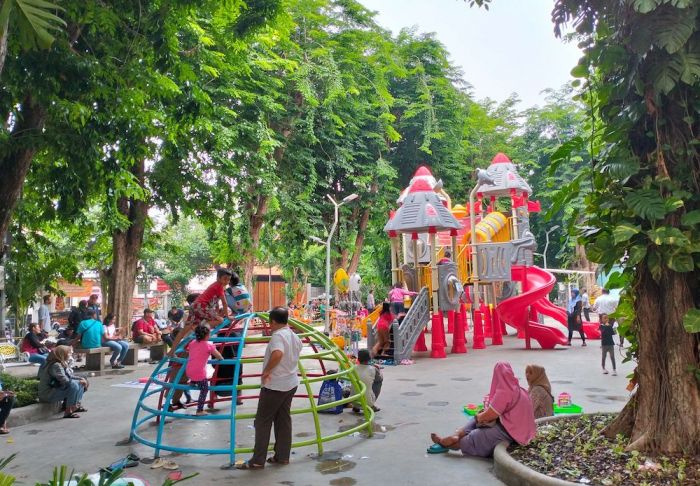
[493, 415, 581, 486]
[7, 402, 62, 428]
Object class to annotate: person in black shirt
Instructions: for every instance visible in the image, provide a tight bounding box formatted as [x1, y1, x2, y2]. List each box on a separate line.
[599, 314, 617, 376]
[167, 306, 184, 325]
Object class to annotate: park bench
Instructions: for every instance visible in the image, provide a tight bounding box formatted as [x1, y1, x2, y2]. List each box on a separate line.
[74, 342, 142, 371]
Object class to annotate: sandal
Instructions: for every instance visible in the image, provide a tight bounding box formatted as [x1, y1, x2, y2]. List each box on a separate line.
[168, 402, 185, 412]
[266, 457, 289, 465]
[235, 461, 264, 470]
[63, 412, 80, 419]
[427, 443, 449, 454]
[0, 428, 9, 435]
[150, 458, 178, 470]
[74, 406, 88, 413]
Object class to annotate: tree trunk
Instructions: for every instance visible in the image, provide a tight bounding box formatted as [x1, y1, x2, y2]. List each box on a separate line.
[0, 15, 8, 78]
[603, 263, 700, 454]
[107, 161, 148, 336]
[347, 181, 378, 275]
[98, 267, 111, 313]
[0, 95, 46, 245]
[241, 195, 269, 293]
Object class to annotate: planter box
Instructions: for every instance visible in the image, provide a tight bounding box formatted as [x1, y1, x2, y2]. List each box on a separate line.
[493, 415, 582, 486]
[6, 402, 62, 428]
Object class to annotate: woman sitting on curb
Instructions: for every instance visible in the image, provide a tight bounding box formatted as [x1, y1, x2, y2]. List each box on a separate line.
[429, 362, 536, 457]
[37, 346, 89, 419]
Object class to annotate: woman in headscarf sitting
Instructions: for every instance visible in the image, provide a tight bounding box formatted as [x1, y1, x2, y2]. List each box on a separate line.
[525, 364, 554, 419]
[37, 346, 89, 419]
[429, 362, 536, 457]
[567, 288, 586, 346]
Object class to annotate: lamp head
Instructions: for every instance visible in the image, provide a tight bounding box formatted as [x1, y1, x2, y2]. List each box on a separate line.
[342, 193, 359, 203]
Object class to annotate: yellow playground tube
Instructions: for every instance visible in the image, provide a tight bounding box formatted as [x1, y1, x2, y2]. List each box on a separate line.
[462, 212, 508, 243]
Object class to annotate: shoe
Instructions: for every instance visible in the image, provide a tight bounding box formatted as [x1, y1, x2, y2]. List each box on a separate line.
[603, 369, 608, 374]
[566, 342, 572, 346]
[612, 370, 617, 376]
[582, 342, 587, 347]
[371, 406, 381, 412]
[352, 407, 361, 413]
[112, 364, 125, 369]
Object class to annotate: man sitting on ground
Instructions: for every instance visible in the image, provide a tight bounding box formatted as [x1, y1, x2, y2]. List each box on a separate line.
[132, 309, 162, 345]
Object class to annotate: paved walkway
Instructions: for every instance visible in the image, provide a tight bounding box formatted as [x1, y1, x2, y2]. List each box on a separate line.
[2, 329, 633, 485]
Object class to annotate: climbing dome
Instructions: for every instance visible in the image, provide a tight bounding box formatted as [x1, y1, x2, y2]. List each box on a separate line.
[130, 313, 374, 466]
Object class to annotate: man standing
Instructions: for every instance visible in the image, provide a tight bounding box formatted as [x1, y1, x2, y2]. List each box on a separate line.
[132, 309, 162, 344]
[366, 289, 375, 311]
[593, 288, 621, 346]
[238, 307, 302, 470]
[38, 295, 52, 333]
[581, 288, 591, 321]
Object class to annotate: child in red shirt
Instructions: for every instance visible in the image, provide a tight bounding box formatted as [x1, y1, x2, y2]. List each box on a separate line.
[169, 269, 232, 355]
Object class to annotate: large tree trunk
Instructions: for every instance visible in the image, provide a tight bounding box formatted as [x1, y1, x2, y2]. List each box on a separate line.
[603, 264, 700, 454]
[0, 95, 46, 245]
[0, 15, 8, 78]
[98, 267, 111, 312]
[347, 181, 378, 275]
[241, 194, 269, 294]
[107, 161, 148, 336]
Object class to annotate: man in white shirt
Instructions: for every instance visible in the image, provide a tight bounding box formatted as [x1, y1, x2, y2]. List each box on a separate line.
[238, 306, 302, 470]
[38, 295, 52, 333]
[593, 289, 622, 345]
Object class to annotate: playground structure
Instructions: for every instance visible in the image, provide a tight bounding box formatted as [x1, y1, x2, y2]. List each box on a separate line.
[130, 313, 374, 466]
[372, 153, 598, 358]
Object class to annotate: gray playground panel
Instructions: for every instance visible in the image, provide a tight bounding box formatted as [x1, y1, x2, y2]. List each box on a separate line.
[475, 243, 513, 282]
[437, 262, 463, 312]
[474, 160, 532, 197]
[384, 190, 461, 234]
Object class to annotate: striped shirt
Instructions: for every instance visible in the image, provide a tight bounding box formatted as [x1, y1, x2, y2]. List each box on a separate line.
[226, 285, 252, 315]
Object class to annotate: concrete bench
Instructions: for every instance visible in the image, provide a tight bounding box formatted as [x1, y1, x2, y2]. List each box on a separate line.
[74, 343, 140, 371]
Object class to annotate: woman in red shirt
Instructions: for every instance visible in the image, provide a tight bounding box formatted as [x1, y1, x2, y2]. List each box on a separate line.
[371, 303, 394, 357]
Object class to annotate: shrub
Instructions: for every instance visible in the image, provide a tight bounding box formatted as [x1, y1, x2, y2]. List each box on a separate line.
[0, 372, 39, 408]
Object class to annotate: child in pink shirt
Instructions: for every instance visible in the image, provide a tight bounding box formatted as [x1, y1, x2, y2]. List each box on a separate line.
[186, 325, 223, 415]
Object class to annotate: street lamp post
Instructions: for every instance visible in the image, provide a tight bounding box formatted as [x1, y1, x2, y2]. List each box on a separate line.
[314, 193, 358, 334]
[543, 225, 560, 269]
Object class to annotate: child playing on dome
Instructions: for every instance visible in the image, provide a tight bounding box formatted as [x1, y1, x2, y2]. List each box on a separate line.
[353, 348, 382, 413]
[169, 268, 231, 356]
[186, 325, 224, 416]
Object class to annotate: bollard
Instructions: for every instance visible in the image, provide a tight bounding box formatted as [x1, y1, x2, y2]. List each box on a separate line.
[430, 311, 447, 358]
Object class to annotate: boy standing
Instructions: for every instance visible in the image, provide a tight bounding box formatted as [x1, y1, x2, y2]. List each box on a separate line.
[599, 314, 617, 375]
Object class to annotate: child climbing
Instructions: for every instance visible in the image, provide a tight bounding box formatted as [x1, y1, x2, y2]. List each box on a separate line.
[169, 268, 232, 355]
[388, 282, 417, 315]
[186, 325, 224, 415]
[353, 349, 382, 413]
[371, 302, 394, 358]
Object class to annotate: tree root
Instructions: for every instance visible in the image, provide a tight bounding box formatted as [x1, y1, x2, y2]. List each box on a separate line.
[602, 391, 637, 440]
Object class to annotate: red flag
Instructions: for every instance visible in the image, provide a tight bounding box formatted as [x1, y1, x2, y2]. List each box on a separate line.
[527, 200, 542, 213]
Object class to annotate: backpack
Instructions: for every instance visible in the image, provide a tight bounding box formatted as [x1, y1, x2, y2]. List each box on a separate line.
[317, 378, 344, 414]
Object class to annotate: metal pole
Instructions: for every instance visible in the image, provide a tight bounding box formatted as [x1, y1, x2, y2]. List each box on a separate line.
[268, 264, 273, 310]
[0, 250, 6, 338]
[324, 200, 339, 334]
[468, 185, 480, 304]
[543, 232, 550, 270]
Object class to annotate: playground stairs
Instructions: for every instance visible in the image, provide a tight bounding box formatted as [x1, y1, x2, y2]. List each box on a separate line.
[392, 287, 430, 361]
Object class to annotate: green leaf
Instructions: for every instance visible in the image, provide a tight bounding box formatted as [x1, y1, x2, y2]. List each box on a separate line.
[648, 226, 690, 247]
[666, 252, 694, 272]
[13, 0, 66, 50]
[681, 210, 700, 227]
[570, 64, 589, 78]
[682, 308, 700, 333]
[624, 189, 667, 220]
[613, 223, 641, 244]
[627, 245, 647, 265]
[652, 6, 696, 54]
[632, 0, 661, 13]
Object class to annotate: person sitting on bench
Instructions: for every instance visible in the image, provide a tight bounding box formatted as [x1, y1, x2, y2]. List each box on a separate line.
[132, 309, 163, 345]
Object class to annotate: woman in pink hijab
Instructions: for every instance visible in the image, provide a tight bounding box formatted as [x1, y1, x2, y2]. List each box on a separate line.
[429, 362, 536, 456]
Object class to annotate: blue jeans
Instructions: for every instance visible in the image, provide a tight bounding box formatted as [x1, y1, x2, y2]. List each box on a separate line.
[104, 340, 129, 364]
[41, 379, 85, 408]
[28, 353, 47, 365]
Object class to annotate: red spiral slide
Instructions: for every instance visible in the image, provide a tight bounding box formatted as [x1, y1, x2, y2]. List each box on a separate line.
[496, 265, 569, 349]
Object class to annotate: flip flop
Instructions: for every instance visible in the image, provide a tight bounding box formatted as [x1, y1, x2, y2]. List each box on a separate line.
[427, 443, 449, 454]
[63, 412, 80, 419]
[75, 406, 88, 413]
[235, 461, 264, 470]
